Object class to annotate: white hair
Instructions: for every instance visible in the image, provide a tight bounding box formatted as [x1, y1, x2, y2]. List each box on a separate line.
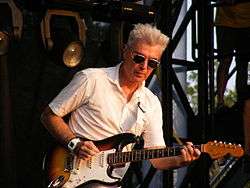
[127, 23, 169, 52]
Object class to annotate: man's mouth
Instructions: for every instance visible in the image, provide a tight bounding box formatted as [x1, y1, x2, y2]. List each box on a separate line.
[135, 72, 146, 77]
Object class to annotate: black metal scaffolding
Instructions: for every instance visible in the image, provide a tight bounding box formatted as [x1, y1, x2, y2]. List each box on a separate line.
[157, 0, 214, 187]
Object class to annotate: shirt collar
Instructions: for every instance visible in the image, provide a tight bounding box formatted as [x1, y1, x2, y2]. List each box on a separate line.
[106, 62, 145, 93]
[104, 63, 121, 86]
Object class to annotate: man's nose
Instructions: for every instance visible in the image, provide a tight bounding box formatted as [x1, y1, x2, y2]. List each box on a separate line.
[139, 59, 148, 69]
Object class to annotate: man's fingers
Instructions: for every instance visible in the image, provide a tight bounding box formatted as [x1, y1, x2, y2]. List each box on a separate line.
[85, 141, 100, 153]
[185, 142, 201, 158]
[180, 142, 201, 163]
[77, 141, 100, 159]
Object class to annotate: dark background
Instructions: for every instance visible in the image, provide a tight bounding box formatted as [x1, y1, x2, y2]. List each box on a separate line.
[0, 1, 123, 187]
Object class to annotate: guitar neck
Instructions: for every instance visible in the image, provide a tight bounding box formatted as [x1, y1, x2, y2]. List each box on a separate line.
[107, 145, 202, 164]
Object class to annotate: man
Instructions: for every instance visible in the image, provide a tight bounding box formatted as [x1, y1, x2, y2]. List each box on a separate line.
[41, 23, 200, 187]
[215, 2, 250, 108]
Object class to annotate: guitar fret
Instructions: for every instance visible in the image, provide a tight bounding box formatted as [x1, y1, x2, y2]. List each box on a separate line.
[126, 152, 130, 162]
[115, 153, 118, 163]
[147, 150, 151, 159]
[147, 150, 150, 159]
[147, 150, 149, 159]
[133, 151, 137, 161]
[122, 152, 126, 163]
[135, 150, 140, 161]
[170, 148, 174, 156]
[156, 149, 161, 158]
[113, 153, 116, 163]
[123, 152, 126, 163]
[127, 152, 130, 162]
[118, 153, 121, 163]
[112, 155, 114, 163]
[119, 152, 123, 163]
[142, 150, 145, 160]
[119, 152, 122, 163]
[111, 153, 114, 164]
[108, 144, 201, 165]
[160, 149, 163, 157]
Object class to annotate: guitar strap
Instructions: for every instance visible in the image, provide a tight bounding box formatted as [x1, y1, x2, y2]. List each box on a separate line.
[172, 127, 184, 145]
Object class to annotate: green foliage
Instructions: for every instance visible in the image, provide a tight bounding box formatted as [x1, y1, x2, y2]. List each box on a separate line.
[186, 70, 198, 114]
[186, 61, 237, 113]
[223, 89, 237, 107]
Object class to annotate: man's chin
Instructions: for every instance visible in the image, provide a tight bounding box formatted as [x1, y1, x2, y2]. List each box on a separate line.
[133, 76, 145, 83]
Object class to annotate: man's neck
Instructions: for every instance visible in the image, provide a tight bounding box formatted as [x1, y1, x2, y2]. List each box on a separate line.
[119, 65, 140, 101]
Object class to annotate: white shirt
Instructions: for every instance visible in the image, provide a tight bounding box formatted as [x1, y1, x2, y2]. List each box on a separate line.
[49, 63, 165, 148]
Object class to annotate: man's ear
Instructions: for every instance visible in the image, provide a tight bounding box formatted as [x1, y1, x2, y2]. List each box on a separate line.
[121, 44, 129, 61]
[122, 43, 128, 53]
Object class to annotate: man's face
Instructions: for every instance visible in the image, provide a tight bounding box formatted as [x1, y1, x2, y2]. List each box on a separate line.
[122, 42, 163, 84]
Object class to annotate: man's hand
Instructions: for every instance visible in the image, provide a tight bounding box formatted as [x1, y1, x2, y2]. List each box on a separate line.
[179, 142, 201, 166]
[74, 140, 100, 160]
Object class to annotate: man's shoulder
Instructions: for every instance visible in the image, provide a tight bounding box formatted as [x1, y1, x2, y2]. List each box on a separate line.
[138, 87, 161, 113]
[141, 87, 160, 102]
[78, 67, 111, 78]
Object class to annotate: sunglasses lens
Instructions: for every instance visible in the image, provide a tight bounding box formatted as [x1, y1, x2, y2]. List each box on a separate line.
[132, 53, 160, 69]
[148, 59, 160, 69]
[133, 54, 145, 64]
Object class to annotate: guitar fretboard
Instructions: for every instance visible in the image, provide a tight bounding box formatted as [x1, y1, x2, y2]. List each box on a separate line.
[107, 145, 201, 164]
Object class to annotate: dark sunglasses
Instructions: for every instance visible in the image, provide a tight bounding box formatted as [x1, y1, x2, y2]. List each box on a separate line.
[132, 54, 160, 69]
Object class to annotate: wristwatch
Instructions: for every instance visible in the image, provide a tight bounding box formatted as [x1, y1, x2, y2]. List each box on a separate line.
[67, 137, 81, 152]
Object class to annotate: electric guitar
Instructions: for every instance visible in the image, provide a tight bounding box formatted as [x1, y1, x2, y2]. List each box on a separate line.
[43, 133, 244, 188]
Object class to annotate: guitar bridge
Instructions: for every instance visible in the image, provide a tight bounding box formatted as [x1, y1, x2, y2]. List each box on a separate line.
[65, 153, 74, 171]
